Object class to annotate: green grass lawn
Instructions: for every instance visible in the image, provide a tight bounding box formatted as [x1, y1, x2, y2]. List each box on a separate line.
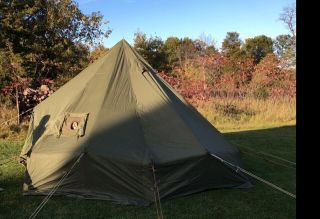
[0, 125, 296, 219]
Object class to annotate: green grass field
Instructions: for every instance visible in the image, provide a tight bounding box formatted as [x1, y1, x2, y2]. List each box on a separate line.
[0, 125, 296, 219]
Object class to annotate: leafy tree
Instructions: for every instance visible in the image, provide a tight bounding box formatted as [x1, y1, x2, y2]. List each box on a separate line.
[89, 44, 109, 63]
[0, 42, 25, 87]
[197, 33, 217, 55]
[251, 53, 295, 98]
[193, 39, 207, 54]
[221, 32, 253, 90]
[243, 35, 273, 64]
[0, 0, 110, 116]
[176, 37, 197, 68]
[133, 31, 166, 70]
[162, 37, 181, 67]
[194, 39, 217, 56]
[273, 34, 293, 57]
[221, 32, 243, 59]
[226, 57, 254, 87]
[205, 45, 218, 55]
[273, 34, 295, 69]
[0, 0, 111, 87]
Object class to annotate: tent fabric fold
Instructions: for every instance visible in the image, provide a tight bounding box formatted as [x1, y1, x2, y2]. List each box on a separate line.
[20, 39, 251, 206]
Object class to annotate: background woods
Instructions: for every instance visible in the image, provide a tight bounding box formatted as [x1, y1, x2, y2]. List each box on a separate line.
[0, 0, 111, 122]
[0, 0, 295, 132]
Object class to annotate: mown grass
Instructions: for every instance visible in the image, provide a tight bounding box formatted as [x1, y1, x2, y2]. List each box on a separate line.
[0, 124, 296, 219]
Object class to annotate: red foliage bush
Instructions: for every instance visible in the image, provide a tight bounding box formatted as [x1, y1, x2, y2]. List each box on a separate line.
[158, 71, 209, 106]
[159, 53, 295, 103]
[251, 54, 295, 98]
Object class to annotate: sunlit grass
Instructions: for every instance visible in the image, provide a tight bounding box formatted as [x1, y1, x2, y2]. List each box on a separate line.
[197, 97, 296, 130]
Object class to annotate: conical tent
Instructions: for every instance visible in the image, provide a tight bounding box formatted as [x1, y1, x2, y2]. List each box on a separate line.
[20, 39, 251, 206]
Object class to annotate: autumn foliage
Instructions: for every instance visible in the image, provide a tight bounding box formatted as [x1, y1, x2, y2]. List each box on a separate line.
[0, 2, 295, 126]
[251, 54, 295, 98]
[158, 52, 295, 106]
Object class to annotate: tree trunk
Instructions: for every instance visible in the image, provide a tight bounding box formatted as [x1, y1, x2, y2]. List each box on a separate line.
[15, 85, 20, 125]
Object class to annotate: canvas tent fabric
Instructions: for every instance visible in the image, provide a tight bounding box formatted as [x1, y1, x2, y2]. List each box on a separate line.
[20, 39, 251, 206]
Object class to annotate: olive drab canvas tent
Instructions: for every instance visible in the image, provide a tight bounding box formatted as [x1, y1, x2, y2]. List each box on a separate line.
[20, 39, 251, 206]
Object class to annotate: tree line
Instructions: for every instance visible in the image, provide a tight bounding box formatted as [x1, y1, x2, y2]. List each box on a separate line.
[133, 31, 295, 70]
[130, 4, 295, 102]
[132, 27, 295, 102]
[0, 0, 296, 122]
[0, 0, 110, 121]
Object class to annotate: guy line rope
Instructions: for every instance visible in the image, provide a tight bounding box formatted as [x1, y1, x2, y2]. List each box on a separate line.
[152, 163, 164, 219]
[210, 153, 296, 199]
[234, 143, 296, 166]
[28, 153, 84, 219]
[241, 150, 296, 170]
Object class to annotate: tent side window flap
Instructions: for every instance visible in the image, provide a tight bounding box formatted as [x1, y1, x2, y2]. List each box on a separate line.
[57, 112, 89, 137]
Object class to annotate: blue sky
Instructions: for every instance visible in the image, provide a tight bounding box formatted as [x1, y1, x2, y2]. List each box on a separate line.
[76, 0, 295, 49]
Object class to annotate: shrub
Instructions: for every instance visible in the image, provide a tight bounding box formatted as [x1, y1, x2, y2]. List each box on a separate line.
[253, 87, 269, 100]
[250, 54, 295, 98]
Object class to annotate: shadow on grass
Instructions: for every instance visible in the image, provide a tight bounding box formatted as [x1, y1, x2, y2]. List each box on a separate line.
[0, 125, 296, 219]
[224, 125, 296, 162]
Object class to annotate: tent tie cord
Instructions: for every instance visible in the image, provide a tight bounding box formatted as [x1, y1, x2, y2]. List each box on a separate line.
[210, 153, 296, 199]
[257, 151, 296, 165]
[151, 163, 164, 219]
[241, 150, 296, 170]
[28, 153, 84, 219]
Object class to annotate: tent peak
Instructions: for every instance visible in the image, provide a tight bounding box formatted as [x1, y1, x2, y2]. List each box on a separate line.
[117, 38, 131, 47]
